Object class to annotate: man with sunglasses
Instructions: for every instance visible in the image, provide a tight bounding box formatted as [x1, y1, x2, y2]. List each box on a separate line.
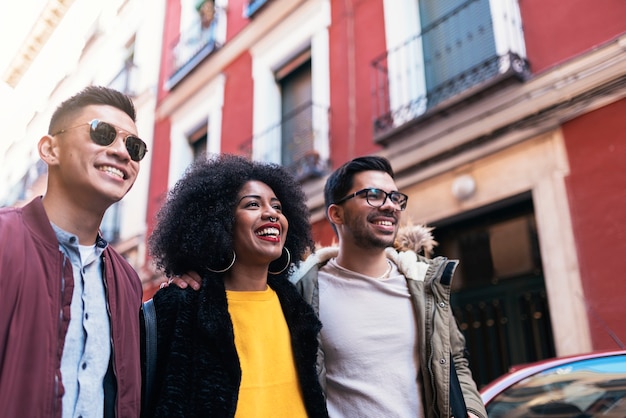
[0, 86, 148, 417]
[290, 156, 486, 418]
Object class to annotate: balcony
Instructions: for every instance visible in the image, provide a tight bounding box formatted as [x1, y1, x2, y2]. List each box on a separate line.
[166, 10, 222, 89]
[371, 0, 529, 140]
[239, 101, 330, 182]
[108, 62, 137, 97]
[244, 0, 271, 18]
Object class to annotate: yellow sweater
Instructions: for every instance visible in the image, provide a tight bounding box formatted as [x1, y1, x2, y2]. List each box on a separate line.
[226, 287, 307, 417]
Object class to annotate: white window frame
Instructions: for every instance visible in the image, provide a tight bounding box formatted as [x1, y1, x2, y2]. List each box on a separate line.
[168, 75, 225, 187]
[249, 0, 331, 165]
[382, 0, 526, 123]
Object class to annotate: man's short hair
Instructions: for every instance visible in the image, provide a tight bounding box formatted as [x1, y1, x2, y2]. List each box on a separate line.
[324, 155, 395, 212]
[48, 86, 136, 135]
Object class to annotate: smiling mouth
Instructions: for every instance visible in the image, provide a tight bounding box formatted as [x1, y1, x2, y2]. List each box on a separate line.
[256, 227, 280, 238]
[373, 220, 394, 227]
[98, 165, 125, 179]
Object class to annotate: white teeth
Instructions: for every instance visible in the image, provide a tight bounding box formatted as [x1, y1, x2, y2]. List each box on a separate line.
[256, 227, 279, 237]
[99, 166, 124, 179]
[374, 220, 393, 226]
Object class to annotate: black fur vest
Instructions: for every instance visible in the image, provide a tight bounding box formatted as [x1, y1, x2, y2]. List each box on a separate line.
[144, 275, 328, 418]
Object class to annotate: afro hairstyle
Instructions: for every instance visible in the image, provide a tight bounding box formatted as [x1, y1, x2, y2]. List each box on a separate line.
[149, 153, 314, 280]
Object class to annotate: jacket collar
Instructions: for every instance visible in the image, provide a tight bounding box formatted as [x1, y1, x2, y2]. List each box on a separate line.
[290, 245, 431, 283]
[21, 197, 60, 250]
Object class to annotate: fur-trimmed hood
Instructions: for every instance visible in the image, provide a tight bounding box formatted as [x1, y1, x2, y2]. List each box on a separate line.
[393, 222, 437, 256]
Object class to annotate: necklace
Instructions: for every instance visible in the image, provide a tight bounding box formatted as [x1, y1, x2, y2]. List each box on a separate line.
[376, 260, 393, 280]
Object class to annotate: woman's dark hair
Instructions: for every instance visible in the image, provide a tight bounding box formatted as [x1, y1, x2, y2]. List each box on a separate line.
[149, 153, 314, 281]
[48, 86, 137, 135]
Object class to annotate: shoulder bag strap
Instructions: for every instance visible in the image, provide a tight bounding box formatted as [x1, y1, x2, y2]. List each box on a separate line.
[450, 354, 468, 417]
[142, 298, 157, 412]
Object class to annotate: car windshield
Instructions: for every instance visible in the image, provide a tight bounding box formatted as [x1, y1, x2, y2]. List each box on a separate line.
[486, 354, 626, 417]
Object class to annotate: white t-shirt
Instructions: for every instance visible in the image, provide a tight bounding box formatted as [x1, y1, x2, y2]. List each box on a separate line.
[318, 258, 423, 418]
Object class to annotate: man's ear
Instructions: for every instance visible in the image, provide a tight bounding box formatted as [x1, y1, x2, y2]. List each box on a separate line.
[327, 203, 344, 227]
[38, 134, 59, 165]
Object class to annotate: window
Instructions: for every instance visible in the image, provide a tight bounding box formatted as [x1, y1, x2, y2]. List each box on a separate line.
[167, 75, 224, 188]
[278, 54, 312, 167]
[109, 36, 137, 96]
[167, 0, 226, 88]
[485, 354, 626, 417]
[374, 0, 527, 134]
[189, 125, 208, 160]
[250, 1, 330, 181]
[277, 55, 328, 181]
[250, 51, 328, 181]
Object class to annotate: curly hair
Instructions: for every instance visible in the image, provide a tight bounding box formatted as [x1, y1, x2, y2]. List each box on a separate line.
[149, 153, 314, 281]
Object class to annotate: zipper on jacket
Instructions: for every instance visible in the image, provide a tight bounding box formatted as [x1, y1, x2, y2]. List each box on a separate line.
[54, 254, 68, 417]
[427, 258, 449, 418]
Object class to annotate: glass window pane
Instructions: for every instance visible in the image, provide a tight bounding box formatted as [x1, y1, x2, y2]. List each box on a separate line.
[487, 355, 626, 417]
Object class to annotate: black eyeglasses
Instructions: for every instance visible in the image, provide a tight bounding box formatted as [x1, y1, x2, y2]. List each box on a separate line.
[335, 188, 408, 211]
[52, 119, 148, 162]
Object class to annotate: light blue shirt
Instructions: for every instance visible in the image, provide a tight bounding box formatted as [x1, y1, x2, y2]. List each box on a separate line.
[53, 225, 111, 418]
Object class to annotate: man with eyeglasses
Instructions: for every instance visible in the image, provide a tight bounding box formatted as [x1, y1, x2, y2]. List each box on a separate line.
[290, 156, 486, 418]
[0, 86, 148, 417]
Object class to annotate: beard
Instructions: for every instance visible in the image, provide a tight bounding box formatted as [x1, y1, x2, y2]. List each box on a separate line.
[345, 211, 397, 250]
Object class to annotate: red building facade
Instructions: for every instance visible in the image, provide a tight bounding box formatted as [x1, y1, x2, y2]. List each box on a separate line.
[145, 0, 626, 385]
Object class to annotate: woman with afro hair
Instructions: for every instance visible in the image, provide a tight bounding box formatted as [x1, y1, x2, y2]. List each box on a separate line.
[142, 154, 328, 418]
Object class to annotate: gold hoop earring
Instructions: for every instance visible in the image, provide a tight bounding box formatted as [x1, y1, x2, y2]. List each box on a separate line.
[207, 251, 236, 273]
[268, 247, 291, 275]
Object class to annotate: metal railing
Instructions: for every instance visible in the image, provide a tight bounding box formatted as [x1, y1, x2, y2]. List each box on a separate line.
[167, 11, 222, 88]
[244, 0, 271, 18]
[371, 0, 529, 136]
[239, 101, 330, 182]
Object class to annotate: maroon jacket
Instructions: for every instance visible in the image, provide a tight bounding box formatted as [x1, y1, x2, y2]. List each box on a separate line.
[0, 197, 142, 417]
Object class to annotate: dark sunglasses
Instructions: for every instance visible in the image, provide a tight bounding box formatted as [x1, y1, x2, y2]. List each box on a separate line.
[52, 119, 148, 162]
[335, 188, 409, 211]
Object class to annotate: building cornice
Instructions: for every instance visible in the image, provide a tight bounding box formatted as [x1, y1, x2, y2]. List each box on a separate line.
[383, 33, 626, 179]
[2, 0, 75, 88]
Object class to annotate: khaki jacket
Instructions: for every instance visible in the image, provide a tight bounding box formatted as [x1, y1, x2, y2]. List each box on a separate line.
[289, 227, 487, 418]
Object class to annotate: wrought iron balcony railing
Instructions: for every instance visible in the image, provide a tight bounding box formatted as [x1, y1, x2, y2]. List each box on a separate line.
[244, 0, 272, 18]
[167, 10, 222, 88]
[239, 101, 330, 182]
[371, 0, 529, 138]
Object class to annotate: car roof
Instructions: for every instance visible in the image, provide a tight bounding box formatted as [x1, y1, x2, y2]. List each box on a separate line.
[480, 349, 626, 404]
